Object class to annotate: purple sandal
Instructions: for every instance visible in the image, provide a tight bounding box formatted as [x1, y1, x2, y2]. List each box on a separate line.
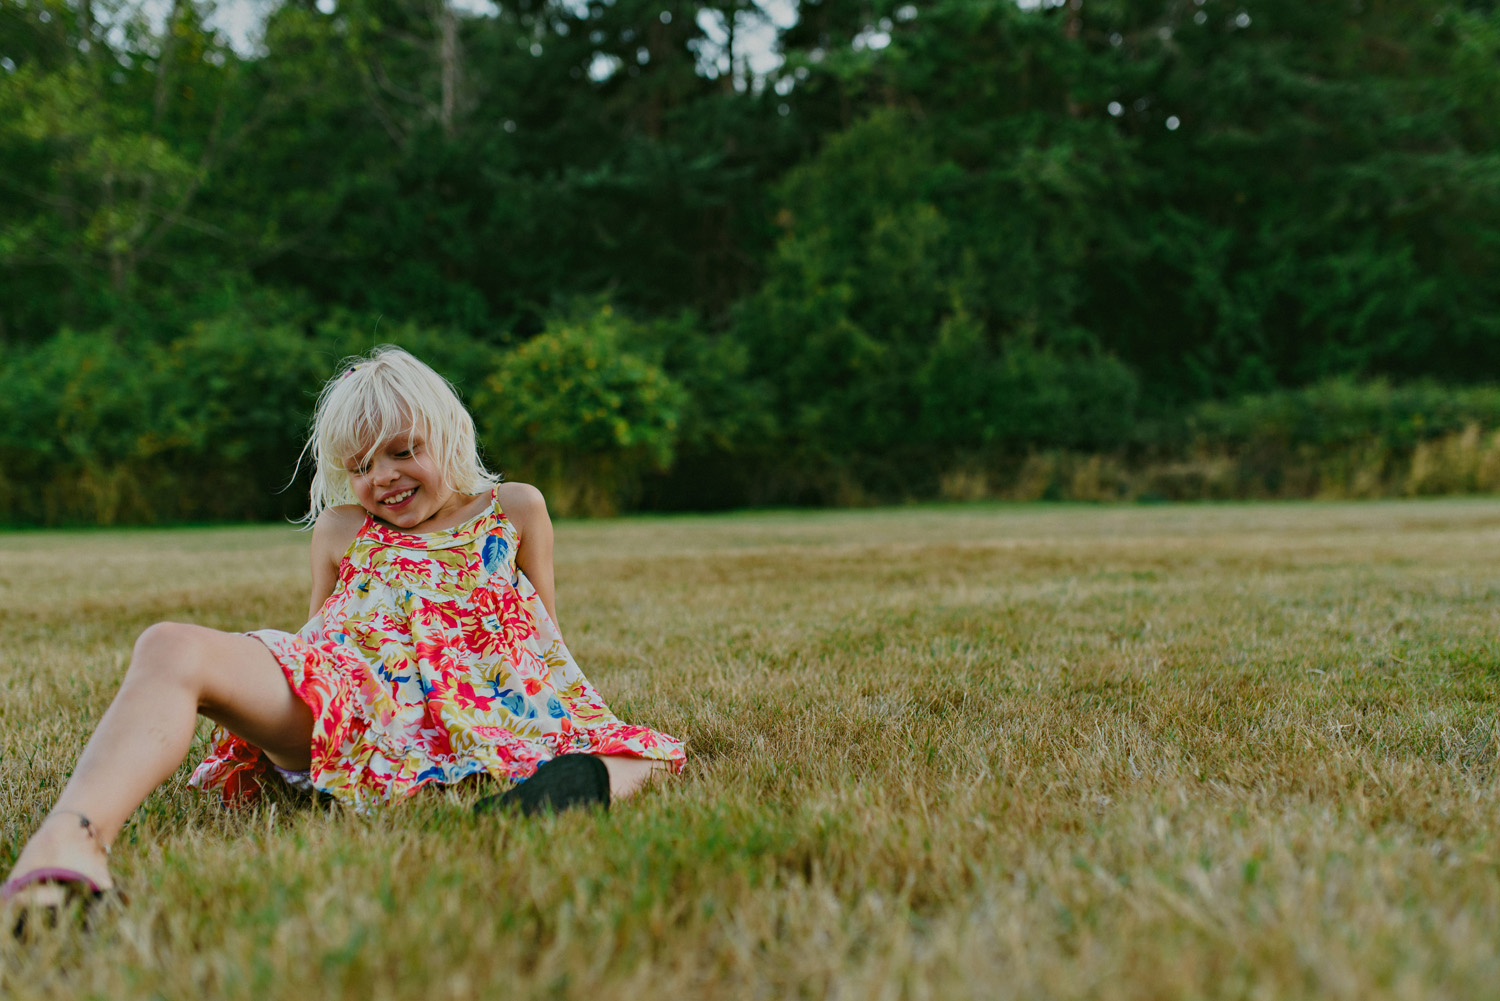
[3, 868, 110, 938]
[1, 867, 105, 902]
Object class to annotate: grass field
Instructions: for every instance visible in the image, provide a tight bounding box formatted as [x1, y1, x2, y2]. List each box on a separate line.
[2, 500, 1499, 999]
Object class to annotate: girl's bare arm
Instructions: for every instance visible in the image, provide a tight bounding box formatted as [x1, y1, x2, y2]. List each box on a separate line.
[499, 482, 560, 632]
[307, 506, 365, 623]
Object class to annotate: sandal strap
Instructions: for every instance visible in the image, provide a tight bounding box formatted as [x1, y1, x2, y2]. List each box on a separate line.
[1, 867, 103, 902]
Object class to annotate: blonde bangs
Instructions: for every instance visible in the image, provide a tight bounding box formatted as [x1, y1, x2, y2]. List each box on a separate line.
[300, 346, 499, 525]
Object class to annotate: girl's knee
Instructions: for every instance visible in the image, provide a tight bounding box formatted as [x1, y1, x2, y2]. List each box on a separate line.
[129, 622, 213, 687]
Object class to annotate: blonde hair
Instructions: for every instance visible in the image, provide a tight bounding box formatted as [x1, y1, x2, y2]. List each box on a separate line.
[300, 345, 499, 524]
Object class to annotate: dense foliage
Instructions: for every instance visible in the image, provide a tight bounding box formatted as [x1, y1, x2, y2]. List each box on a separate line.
[5, 0, 1500, 522]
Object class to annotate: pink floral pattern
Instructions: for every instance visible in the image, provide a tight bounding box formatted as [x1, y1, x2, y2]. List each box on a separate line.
[189, 490, 686, 809]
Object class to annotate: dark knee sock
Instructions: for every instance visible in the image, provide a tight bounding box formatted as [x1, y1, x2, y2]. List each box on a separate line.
[474, 755, 610, 817]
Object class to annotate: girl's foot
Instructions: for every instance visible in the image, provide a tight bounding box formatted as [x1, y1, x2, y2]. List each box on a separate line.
[2, 812, 114, 910]
[598, 755, 666, 800]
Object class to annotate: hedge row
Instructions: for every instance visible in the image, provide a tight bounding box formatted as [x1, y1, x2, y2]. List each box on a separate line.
[7, 307, 1500, 525]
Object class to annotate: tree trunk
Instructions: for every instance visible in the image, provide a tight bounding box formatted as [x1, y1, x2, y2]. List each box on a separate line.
[1065, 0, 1082, 41]
[77, 0, 95, 58]
[153, 0, 187, 133]
[437, 0, 460, 137]
[726, 5, 738, 93]
[1065, 0, 1083, 117]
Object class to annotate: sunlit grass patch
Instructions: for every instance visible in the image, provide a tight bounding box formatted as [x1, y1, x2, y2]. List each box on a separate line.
[2, 500, 1499, 999]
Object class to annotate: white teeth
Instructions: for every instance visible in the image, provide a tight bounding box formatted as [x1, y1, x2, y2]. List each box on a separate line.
[383, 488, 415, 505]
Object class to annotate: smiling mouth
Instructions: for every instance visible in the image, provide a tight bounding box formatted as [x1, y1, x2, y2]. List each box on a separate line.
[382, 488, 416, 506]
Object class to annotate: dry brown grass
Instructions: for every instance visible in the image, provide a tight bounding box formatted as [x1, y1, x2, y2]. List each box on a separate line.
[2, 500, 1499, 999]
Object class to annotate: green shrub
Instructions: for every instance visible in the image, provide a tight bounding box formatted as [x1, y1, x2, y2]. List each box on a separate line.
[311, 311, 506, 404]
[1171, 379, 1500, 499]
[1, 302, 721, 524]
[916, 310, 1141, 452]
[0, 313, 508, 525]
[14, 307, 1500, 526]
[623, 308, 774, 457]
[0, 324, 324, 524]
[0, 330, 166, 524]
[474, 305, 686, 516]
[1191, 379, 1500, 451]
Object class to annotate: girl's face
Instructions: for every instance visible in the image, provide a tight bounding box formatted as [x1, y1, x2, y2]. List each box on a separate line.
[345, 426, 463, 530]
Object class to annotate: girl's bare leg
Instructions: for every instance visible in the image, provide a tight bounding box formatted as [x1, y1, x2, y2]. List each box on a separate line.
[597, 756, 668, 801]
[4, 623, 313, 902]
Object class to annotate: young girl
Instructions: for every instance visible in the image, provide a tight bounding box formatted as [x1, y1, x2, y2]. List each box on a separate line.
[2, 346, 685, 912]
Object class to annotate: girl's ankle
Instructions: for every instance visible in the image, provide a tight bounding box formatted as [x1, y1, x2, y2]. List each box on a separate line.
[6, 812, 114, 892]
[27, 810, 112, 864]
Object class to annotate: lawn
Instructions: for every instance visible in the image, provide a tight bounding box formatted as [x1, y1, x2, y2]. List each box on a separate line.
[2, 500, 1498, 999]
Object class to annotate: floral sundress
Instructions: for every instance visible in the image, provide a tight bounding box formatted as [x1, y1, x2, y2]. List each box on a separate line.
[189, 489, 686, 809]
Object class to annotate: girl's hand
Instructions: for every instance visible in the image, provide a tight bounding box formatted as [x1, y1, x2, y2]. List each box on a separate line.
[498, 482, 559, 633]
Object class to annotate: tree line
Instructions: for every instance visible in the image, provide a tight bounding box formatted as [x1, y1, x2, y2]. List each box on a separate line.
[5, 0, 1500, 523]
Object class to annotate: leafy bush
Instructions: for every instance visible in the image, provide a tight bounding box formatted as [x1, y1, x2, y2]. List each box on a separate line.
[0, 312, 509, 525]
[0, 299, 775, 524]
[1191, 379, 1500, 450]
[12, 305, 1500, 527]
[916, 310, 1140, 452]
[729, 105, 1141, 505]
[310, 311, 506, 405]
[474, 305, 686, 515]
[0, 330, 166, 524]
[0, 324, 325, 524]
[1120, 379, 1500, 500]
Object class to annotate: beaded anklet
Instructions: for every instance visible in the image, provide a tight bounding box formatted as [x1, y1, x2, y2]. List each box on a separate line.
[48, 810, 109, 856]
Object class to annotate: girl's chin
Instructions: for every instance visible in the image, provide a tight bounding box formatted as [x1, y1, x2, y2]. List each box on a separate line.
[366, 497, 423, 524]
